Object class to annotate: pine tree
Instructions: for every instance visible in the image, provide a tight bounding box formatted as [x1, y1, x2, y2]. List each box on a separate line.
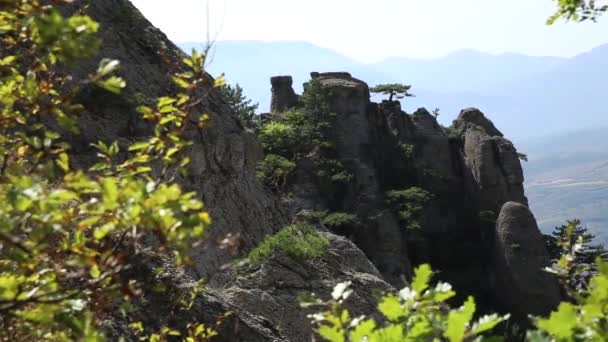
[221, 84, 259, 130]
[370, 83, 414, 102]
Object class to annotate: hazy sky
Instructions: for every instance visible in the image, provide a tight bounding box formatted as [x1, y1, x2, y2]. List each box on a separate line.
[130, 0, 608, 63]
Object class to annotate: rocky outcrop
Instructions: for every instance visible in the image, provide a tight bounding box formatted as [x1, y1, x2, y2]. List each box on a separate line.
[490, 202, 561, 318]
[223, 232, 393, 341]
[271, 76, 299, 112]
[454, 108, 527, 216]
[271, 72, 557, 317]
[104, 252, 288, 341]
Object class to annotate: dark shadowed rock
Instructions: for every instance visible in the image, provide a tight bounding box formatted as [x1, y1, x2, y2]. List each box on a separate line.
[271, 76, 299, 112]
[66, 0, 288, 285]
[490, 202, 560, 318]
[316, 73, 410, 286]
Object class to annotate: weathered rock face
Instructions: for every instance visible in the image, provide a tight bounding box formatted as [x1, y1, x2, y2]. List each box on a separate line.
[68, 0, 288, 285]
[454, 108, 528, 216]
[272, 73, 558, 317]
[223, 233, 393, 341]
[103, 252, 288, 341]
[315, 72, 411, 286]
[490, 202, 561, 318]
[271, 76, 299, 113]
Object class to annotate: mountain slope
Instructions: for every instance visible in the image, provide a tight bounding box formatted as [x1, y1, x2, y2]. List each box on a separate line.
[521, 128, 608, 243]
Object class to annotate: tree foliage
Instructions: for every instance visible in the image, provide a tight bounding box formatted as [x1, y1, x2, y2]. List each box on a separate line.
[220, 83, 259, 131]
[256, 79, 352, 197]
[545, 219, 608, 295]
[385, 187, 433, 231]
[370, 83, 414, 102]
[304, 264, 509, 342]
[548, 0, 607, 24]
[0, 1, 219, 339]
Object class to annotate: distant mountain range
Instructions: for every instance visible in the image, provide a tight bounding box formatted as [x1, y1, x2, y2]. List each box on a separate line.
[178, 41, 608, 243]
[179, 40, 608, 141]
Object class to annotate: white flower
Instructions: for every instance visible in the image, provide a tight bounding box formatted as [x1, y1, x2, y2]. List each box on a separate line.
[349, 315, 366, 328]
[398, 287, 417, 301]
[307, 313, 325, 322]
[435, 282, 452, 293]
[332, 281, 352, 301]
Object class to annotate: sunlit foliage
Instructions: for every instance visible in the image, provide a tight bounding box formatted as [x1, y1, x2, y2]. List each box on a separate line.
[0, 1, 218, 339]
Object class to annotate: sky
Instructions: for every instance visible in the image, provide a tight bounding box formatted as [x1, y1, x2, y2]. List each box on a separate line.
[129, 0, 608, 63]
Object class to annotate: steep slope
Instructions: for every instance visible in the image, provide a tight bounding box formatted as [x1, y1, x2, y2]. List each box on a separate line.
[65, 1, 393, 340]
[65, 2, 562, 339]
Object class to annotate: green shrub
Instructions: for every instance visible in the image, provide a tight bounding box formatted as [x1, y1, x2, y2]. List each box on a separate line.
[220, 83, 259, 130]
[386, 187, 433, 231]
[256, 154, 296, 190]
[399, 143, 415, 159]
[247, 224, 330, 267]
[321, 212, 360, 229]
[259, 121, 297, 156]
[445, 126, 460, 140]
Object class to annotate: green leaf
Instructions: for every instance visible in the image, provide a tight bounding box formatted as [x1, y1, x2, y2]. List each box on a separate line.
[411, 264, 432, 294]
[471, 314, 508, 335]
[318, 325, 345, 342]
[56, 153, 70, 172]
[101, 177, 119, 207]
[0, 275, 21, 300]
[90, 264, 101, 279]
[536, 302, 577, 339]
[378, 295, 406, 322]
[445, 296, 476, 342]
[98, 76, 125, 94]
[96, 58, 120, 77]
[350, 319, 376, 342]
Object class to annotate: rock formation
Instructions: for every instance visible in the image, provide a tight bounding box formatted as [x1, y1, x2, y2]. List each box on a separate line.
[454, 108, 528, 215]
[271, 76, 299, 112]
[490, 202, 561, 318]
[269, 72, 557, 316]
[59, 1, 561, 339]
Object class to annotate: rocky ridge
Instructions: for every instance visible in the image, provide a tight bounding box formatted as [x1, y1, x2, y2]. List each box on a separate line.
[66, 1, 559, 340]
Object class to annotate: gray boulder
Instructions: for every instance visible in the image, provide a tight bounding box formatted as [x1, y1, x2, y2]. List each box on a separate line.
[490, 202, 560, 318]
[224, 232, 393, 341]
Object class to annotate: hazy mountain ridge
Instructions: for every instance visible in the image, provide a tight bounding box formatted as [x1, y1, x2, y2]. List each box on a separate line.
[179, 40, 608, 244]
[179, 40, 608, 140]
